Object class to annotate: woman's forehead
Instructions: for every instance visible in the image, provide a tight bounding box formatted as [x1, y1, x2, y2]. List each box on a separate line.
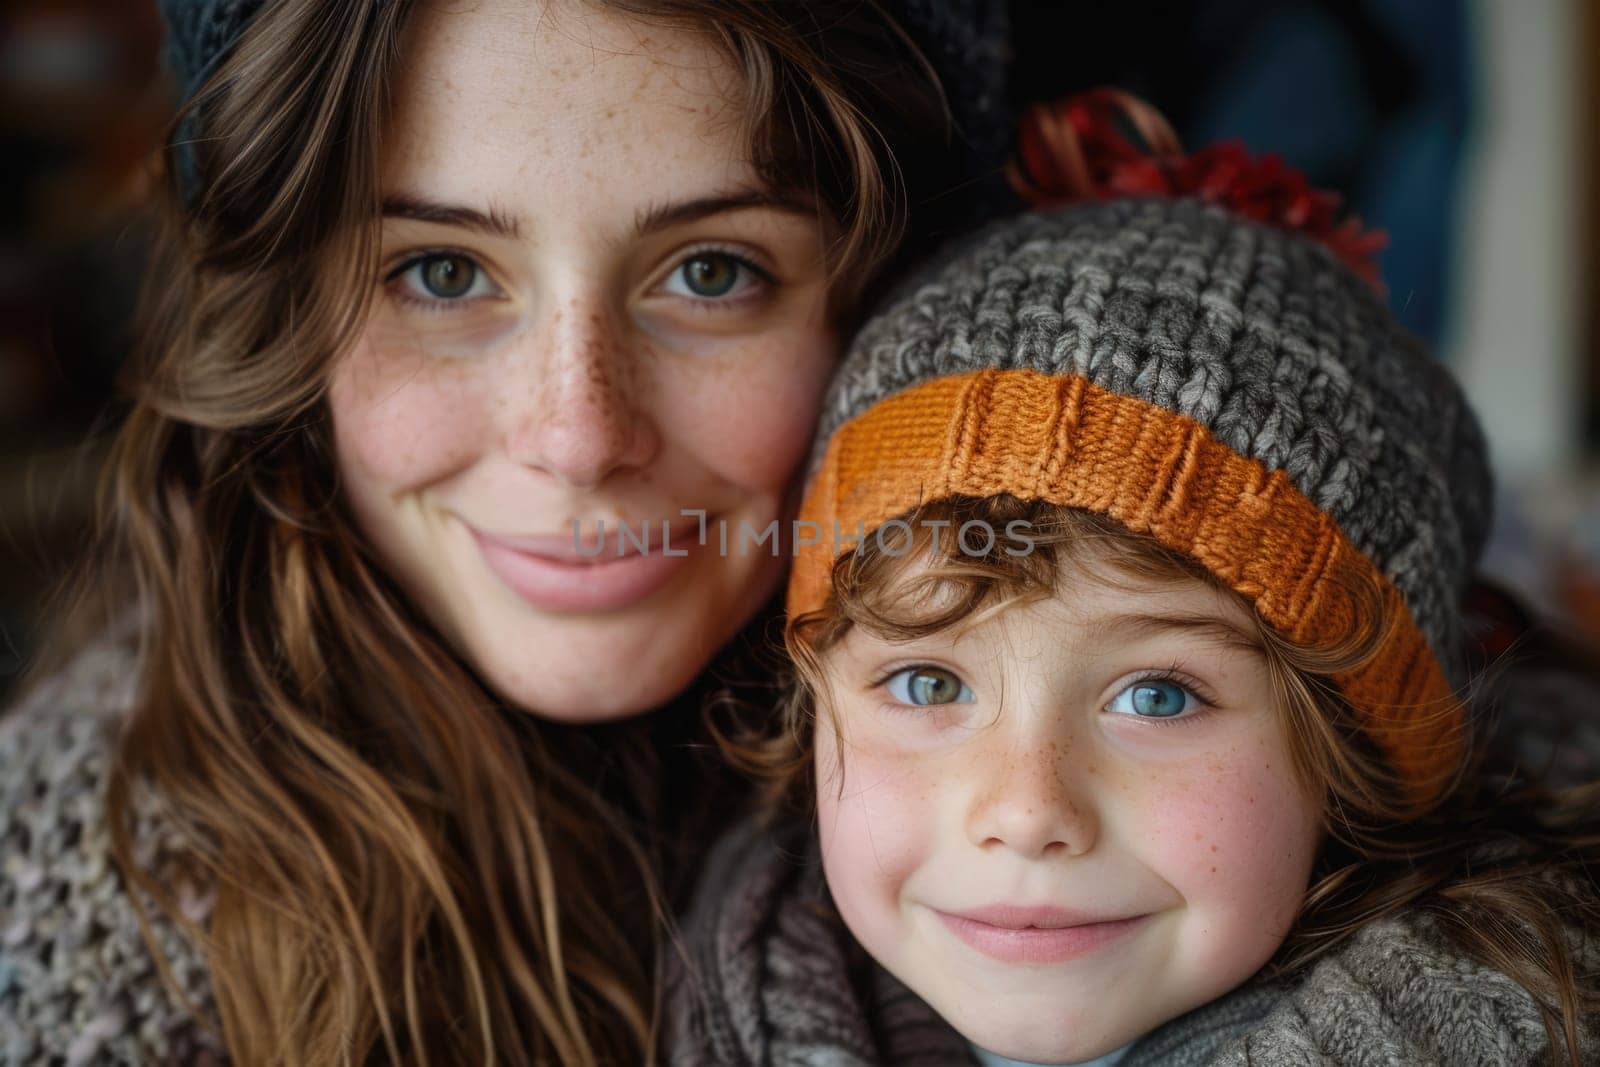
[384, 0, 755, 225]
[403, 0, 727, 88]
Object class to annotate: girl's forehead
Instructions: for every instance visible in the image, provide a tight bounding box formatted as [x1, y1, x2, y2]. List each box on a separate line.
[1046, 560, 1251, 629]
[1008, 579, 1254, 652]
[839, 556, 1258, 657]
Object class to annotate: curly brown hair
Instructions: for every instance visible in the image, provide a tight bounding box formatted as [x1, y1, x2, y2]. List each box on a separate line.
[715, 494, 1600, 1066]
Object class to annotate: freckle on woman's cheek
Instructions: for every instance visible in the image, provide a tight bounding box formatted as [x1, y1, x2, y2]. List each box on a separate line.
[674, 372, 826, 491]
[332, 343, 489, 489]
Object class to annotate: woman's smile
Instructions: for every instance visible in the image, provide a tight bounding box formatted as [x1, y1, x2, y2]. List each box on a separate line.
[465, 518, 709, 613]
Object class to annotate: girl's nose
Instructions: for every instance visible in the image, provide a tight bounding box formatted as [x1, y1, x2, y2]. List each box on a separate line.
[504, 302, 661, 488]
[964, 739, 1098, 859]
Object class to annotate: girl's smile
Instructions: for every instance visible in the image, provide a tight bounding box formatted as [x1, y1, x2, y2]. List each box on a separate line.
[931, 907, 1149, 965]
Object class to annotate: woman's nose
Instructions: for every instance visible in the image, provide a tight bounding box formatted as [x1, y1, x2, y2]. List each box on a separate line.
[504, 302, 661, 488]
[964, 738, 1099, 859]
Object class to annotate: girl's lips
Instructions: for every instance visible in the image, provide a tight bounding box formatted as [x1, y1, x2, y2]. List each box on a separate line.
[934, 908, 1147, 965]
[467, 522, 703, 613]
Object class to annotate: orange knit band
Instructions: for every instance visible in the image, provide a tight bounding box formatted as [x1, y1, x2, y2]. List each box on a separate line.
[787, 368, 1465, 807]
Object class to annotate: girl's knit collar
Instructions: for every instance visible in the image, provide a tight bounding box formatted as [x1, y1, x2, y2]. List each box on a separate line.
[969, 1038, 1135, 1066]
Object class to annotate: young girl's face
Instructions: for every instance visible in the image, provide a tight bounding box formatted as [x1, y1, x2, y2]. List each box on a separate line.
[814, 559, 1324, 1064]
[328, 0, 836, 720]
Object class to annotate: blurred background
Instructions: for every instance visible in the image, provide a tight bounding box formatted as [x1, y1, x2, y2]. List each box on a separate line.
[1, 0, 1598, 700]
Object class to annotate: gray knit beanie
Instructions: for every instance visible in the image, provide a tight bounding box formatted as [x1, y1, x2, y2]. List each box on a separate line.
[787, 94, 1494, 811]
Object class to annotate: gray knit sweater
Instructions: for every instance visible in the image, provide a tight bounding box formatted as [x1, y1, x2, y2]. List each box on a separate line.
[4, 628, 1598, 1065]
[0, 631, 226, 1065]
[663, 813, 1600, 1067]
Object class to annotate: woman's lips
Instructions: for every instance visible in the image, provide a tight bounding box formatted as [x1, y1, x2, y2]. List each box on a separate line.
[934, 905, 1147, 965]
[467, 521, 704, 613]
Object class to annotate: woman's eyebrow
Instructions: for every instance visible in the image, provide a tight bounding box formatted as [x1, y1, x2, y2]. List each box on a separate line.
[632, 190, 820, 236]
[381, 194, 521, 239]
[378, 190, 819, 243]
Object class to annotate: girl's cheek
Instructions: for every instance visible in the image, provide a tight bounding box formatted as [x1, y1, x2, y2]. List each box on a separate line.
[815, 722, 942, 904]
[1134, 742, 1318, 939]
[329, 333, 488, 491]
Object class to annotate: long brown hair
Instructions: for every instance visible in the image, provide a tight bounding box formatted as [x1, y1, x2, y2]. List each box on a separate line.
[30, 1, 952, 1064]
[735, 495, 1600, 1066]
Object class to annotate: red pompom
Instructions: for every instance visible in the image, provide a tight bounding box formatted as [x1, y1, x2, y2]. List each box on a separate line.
[1006, 88, 1388, 290]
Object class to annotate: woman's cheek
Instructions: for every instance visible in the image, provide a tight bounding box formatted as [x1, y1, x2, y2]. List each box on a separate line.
[329, 333, 490, 491]
[663, 328, 835, 492]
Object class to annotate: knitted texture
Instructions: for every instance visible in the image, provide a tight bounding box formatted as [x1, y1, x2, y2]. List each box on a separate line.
[789, 368, 1458, 791]
[663, 813, 1599, 1066]
[156, 0, 266, 207]
[884, 0, 1015, 228]
[156, 0, 261, 101]
[0, 633, 225, 1066]
[789, 197, 1494, 803]
[663, 816, 975, 1065]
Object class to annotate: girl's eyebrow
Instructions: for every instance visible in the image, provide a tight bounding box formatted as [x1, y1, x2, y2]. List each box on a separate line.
[1088, 611, 1262, 654]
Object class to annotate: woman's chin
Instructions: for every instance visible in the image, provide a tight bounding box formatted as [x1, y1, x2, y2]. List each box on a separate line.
[447, 596, 749, 723]
[468, 638, 698, 723]
[505, 674, 697, 724]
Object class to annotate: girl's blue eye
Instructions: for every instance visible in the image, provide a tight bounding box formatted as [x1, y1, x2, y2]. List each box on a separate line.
[662, 251, 763, 301]
[885, 667, 975, 707]
[391, 253, 497, 303]
[1107, 678, 1200, 719]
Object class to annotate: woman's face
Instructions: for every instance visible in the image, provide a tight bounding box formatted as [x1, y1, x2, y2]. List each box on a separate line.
[330, 0, 837, 720]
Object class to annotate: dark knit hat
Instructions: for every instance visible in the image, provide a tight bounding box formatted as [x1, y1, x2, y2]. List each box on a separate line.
[156, 0, 264, 205]
[156, 0, 1013, 215]
[157, 0, 261, 102]
[788, 92, 1493, 810]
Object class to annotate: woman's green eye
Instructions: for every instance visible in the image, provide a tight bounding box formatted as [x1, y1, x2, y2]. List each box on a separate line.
[662, 250, 767, 302]
[388, 252, 497, 307]
[420, 254, 477, 298]
[885, 666, 974, 707]
[681, 253, 740, 296]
